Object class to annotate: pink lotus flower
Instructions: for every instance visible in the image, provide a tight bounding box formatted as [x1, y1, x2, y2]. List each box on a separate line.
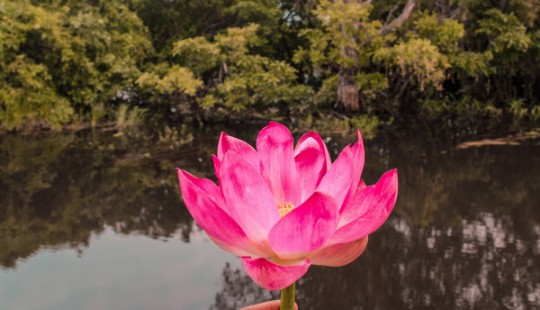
[177, 122, 398, 290]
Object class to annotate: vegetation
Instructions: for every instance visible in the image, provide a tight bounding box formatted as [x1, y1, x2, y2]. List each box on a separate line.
[1, 0, 540, 132]
[0, 131, 197, 267]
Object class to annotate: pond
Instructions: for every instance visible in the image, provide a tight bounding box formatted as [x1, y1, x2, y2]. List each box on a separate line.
[0, 126, 539, 309]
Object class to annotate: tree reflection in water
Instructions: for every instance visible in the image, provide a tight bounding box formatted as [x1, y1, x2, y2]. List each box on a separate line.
[211, 262, 279, 310]
[211, 135, 540, 309]
[0, 131, 207, 268]
[211, 211, 540, 309]
[0, 129, 539, 309]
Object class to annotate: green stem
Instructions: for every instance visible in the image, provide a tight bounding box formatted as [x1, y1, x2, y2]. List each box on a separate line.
[280, 282, 296, 310]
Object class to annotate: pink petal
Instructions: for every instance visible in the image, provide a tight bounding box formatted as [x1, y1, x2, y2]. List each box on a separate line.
[217, 132, 261, 171]
[310, 236, 368, 267]
[351, 130, 365, 177]
[256, 121, 300, 205]
[177, 168, 224, 206]
[332, 169, 398, 244]
[358, 180, 366, 191]
[316, 145, 355, 208]
[268, 192, 338, 260]
[341, 130, 366, 210]
[208, 236, 264, 258]
[294, 131, 331, 201]
[212, 154, 221, 178]
[241, 257, 310, 290]
[219, 152, 280, 242]
[177, 169, 265, 257]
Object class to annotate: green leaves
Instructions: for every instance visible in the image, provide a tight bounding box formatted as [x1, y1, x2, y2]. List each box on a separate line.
[477, 9, 530, 52]
[414, 13, 465, 53]
[355, 73, 388, 98]
[136, 66, 202, 96]
[375, 38, 450, 90]
[0, 0, 151, 130]
[311, 0, 384, 68]
[2, 0, 540, 130]
[172, 37, 220, 76]
[138, 23, 310, 117]
[0, 55, 73, 130]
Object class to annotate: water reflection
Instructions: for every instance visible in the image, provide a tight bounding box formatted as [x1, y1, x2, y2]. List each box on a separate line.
[0, 229, 232, 310]
[210, 262, 279, 310]
[0, 132, 197, 268]
[0, 128, 539, 309]
[210, 135, 540, 309]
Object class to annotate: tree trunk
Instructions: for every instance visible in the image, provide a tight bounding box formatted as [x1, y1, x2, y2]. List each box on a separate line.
[338, 68, 360, 111]
[336, 0, 363, 112]
[335, 0, 415, 111]
[380, 0, 415, 35]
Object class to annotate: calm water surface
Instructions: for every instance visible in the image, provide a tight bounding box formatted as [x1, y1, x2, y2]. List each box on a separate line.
[0, 127, 539, 309]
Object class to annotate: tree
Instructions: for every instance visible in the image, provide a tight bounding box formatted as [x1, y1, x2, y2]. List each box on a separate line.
[0, 0, 152, 130]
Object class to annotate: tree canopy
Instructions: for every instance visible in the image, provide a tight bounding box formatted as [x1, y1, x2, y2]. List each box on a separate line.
[1, 0, 539, 131]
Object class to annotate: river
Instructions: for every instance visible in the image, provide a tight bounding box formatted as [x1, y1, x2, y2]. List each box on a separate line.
[0, 126, 539, 309]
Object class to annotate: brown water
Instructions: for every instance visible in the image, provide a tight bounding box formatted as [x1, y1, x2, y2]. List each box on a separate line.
[0, 127, 539, 310]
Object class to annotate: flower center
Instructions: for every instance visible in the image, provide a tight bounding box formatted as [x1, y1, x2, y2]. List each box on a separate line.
[277, 202, 294, 218]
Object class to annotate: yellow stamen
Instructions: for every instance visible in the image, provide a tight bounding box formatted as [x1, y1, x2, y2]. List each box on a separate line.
[278, 202, 294, 218]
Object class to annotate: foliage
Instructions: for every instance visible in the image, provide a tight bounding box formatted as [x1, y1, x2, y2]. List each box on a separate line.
[1, 0, 540, 132]
[136, 65, 202, 96]
[374, 38, 450, 91]
[293, 1, 387, 110]
[0, 0, 151, 130]
[0, 132, 195, 267]
[138, 24, 312, 119]
[419, 97, 502, 134]
[115, 104, 146, 129]
[295, 113, 382, 139]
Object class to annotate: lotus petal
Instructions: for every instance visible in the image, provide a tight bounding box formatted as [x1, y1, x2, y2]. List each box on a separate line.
[268, 192, 338, 260]
[257, 121, 300, 205]
[218, 132, 261, 172]
[332, 169, 398, 244]
[177, 169, 266, 257]
[341, 130, 365, 210]
[220, 152, 280, 242]
[241, 257, 310, 291]
[310, 236, 368, 267]
[294, 131, 331, 201]
[317, 145, 355, 207]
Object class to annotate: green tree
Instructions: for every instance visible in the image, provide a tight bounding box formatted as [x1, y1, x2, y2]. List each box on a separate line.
[0, 0, 152, 130]
[137, 23, 312, 121]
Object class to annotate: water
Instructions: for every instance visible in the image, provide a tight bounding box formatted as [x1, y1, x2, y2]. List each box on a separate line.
[0, 127, 539, 309]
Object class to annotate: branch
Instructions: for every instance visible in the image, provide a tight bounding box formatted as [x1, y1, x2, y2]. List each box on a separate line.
[385, 2, 401, 26]
[342, 0, 372, 6]
[380, 0, 416, 35]
[449, 7, 461, 19]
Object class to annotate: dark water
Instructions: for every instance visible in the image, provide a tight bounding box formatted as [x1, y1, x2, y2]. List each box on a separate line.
[0, 127, 539, 310]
